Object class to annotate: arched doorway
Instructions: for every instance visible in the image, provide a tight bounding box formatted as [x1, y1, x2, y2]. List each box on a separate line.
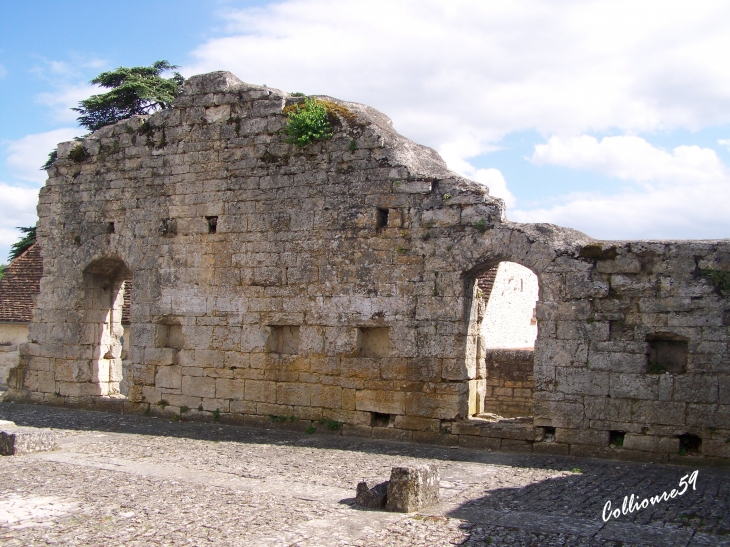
[83, 257, 132, 397]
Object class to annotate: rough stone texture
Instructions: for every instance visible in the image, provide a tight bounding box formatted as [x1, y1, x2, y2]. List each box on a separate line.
[483, 349, 534, 418]
[386, 464, 440, 512]
[355, 480, 388, 509]
[0, 424, 57, 455]
[1, 403, 729, 546]
[6, 70, 730, 465]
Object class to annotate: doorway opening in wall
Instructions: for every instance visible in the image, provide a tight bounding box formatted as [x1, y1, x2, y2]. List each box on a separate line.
[83, 258, 132, 398]
[469, 261, 539, 421]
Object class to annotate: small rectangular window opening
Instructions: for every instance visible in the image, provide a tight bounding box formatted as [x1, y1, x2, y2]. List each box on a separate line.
[609, 430, 625, 448]
[539, 426, 556, 443]
[376, 208, 389, 230]
[206, 216, 218, 234]
[677, 433, 701, 455]
[107, 222, 115, 234]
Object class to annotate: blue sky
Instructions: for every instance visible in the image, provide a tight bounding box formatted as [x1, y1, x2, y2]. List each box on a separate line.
[2, 0, 730, 263]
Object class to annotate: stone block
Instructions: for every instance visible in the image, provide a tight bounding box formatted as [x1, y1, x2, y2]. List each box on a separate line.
[623, 433, 679, 453]
[216, 378, 244, 399]
[609, 373, 658, 399]
[386, 465, 439, 513]
[673, 374, 718, 402]
[356, 481, 388, 509]
[181, 375, 215, 398]
[156, 365, 182, 389]
[0, 425, 58, 455]
[355, 390, 405, 415]
[405, 392, 462, 420]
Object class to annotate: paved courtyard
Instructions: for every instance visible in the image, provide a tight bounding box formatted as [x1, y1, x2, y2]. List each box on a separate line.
[0, 402, 728, 546]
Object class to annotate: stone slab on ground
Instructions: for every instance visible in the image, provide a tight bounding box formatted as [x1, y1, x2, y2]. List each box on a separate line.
[0, 425, 57, 456]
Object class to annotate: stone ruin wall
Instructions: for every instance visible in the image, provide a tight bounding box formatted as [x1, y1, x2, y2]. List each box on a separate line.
[7, 71, 730, 465]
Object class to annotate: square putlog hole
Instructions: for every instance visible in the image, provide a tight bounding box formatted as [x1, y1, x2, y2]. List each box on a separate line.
[268, 325, 300, 355]
[357, 327, 390, 358]
[609, 430, 625, 448]
[647, 335, 688, 374]
[206, 216, 218, 234]
[677, 433, 701, 456]
[370, 412, 391, 427]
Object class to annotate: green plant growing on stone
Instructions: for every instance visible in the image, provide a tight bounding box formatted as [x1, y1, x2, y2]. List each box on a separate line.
[326, 420, 342, 430]
[396, 247, 408, 254]
[348, 139, 357, 151]
[443, 193, 451, 200]
[678, 446, 688, 456]
[143, 405, 151, 417]
[306, 425, 316, 434]
[68, 144, 89, 163]
[571, 467, 582, 474]
[212, 408, 221, 422]
[157, 399, 169, 408]
[473, 218, 488, 233]
[284, 97, 333, 146]
[180, 406, 189, 414]
[290, 92, 306, 97]
[198, 404, 204, 412]
[698, 268, 730, 296]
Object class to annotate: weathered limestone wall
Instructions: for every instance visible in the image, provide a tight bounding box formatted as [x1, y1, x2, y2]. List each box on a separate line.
[483, 349, 534, 418]
[0, 323, 28, 388]
[8, 71, 730, 465]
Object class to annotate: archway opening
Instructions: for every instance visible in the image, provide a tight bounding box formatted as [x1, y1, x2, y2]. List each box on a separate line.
[83, 258, 132, 397]
[469, 261, 539, 419]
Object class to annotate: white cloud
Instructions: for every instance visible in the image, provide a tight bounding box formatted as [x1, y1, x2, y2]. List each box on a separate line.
[720, 138, 730, 151]
[513, 136, 730, 239]
[0, 183, 40, 259]
[4, 128, 81, 183]
[531, 135, 726, 186]
[36, 83, 98, 123]
[439, 138, 515, 207]
[185, 0, 730, 149]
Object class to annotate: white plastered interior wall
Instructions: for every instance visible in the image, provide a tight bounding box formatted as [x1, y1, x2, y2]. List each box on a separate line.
[480, 262, 539, 349]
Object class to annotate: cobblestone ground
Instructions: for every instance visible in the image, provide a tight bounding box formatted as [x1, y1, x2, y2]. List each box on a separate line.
[0, 402, 728, 546]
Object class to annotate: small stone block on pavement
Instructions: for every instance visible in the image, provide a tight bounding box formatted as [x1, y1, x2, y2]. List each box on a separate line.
[355, 481, 388, 509]
[386, 464, 439, 513]
[0, 425, 58, 456]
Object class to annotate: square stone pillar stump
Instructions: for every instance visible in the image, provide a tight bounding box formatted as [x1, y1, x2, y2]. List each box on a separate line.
[386, 464, 439, 513]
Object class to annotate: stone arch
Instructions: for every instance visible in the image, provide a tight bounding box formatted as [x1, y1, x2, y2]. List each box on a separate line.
[458, 230, 557, 419]
[82, 256, 132, 396]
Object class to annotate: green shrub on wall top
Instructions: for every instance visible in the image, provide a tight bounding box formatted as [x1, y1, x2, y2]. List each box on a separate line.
[284, 97, 334, 146]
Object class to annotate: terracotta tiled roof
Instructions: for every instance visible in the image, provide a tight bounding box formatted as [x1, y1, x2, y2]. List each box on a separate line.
[0, 244, 132, 324]
[477, 265, 499, 302]
[0, 244, 43, 323]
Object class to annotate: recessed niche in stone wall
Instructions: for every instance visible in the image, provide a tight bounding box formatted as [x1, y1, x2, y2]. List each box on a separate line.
[268, 326, 300, 355]
[157, 324, 184, 349]
[206, 216, 218, 234]
[647, 333, 688, 374]
[357, 327, 390, 358]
